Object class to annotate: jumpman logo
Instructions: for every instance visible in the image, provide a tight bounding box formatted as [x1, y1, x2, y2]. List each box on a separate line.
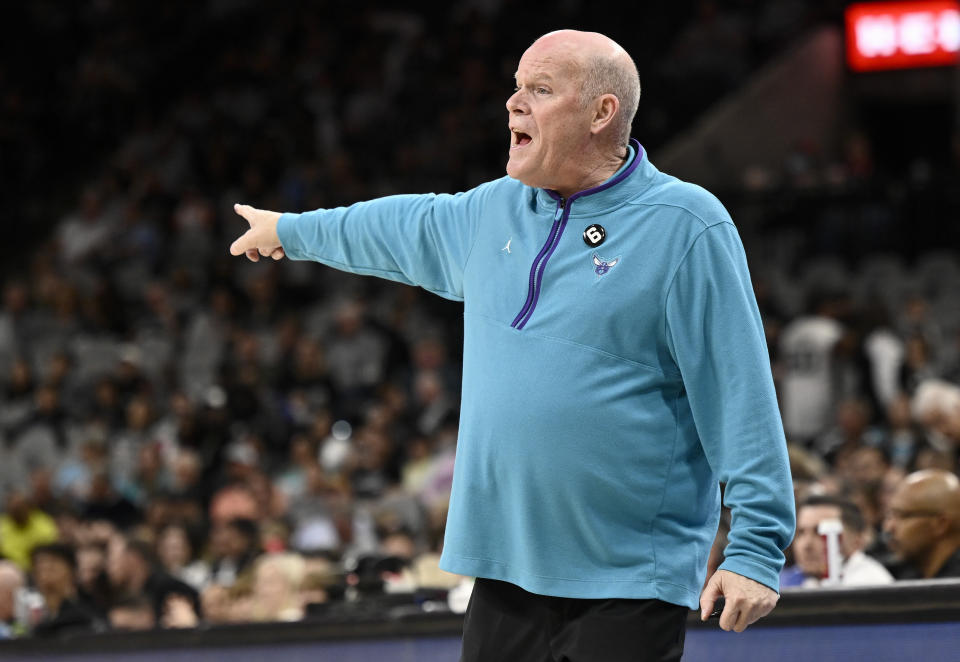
[502, 238, 512, 254]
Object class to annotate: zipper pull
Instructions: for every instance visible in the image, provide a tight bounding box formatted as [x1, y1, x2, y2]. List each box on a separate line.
[554, 199, 565, 220]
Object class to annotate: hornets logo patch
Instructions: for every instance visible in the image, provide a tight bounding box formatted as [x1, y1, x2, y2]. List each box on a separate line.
[592, 254, 620, 278]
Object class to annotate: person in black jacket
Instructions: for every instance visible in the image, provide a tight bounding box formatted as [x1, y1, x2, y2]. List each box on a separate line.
[106, 536, 201, 624]
[30, 543, 104, 637]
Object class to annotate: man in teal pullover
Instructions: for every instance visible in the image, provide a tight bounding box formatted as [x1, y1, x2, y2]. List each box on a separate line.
[231, 29, 794, 662]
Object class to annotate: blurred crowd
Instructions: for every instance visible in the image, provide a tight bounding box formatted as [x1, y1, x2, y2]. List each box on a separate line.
[2, 0, 959, 641]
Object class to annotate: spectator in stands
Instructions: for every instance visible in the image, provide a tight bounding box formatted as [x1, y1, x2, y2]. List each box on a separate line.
[910, 381, 960, 470]
[380, 527, 417, 564]
[347, 427, 393, 499]
[245, 553, 307, 622]
[0, 282, 30, 386]
[167, 448, 204, 503]
[30, 543, 103, 637]
[0, 561, 26, 638]
[411, 371, 455, 438]
[75, 542, 111, 614]
[324, 300, 388, 414]
[0, 359, 34, 454]
[88, 378, 124, 436]
[81, 472, 141, 530]
[287, 464, 349, 555]
[208, 483, 259, 527]
[208, 518, 259, 588]
[778, 290, 846, 445]
[0, 491, 58, 570]
[298, 557, 333, 609]
[883, 470, 960, 579]
[239, 467, 288, 524]
[56, 187, 115, 266]
[156, 523, 210, 592]
[911, 380, 959, 435]
[106, 537, 201, 624]
[837, 446, 891, 541]
[816, 397, 877, 464]
[54, 438, 106, 504]
[897, 295, 943, 366]
[883, 394, 924, 470]
[900, 335, 939, 395]
[783, 495, 893, 587]
[273, 434, 318, 502]
[8, 385, 66, 491]
[839, 446, 889, 495]
[111, 395, 159, 499]
[938, 387, 960, 447]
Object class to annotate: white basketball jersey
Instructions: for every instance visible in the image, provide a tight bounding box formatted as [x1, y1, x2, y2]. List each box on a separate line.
[779, 316, 844, 440]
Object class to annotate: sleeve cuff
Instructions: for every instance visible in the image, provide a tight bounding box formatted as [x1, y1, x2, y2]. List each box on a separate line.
[276, 212, 302, 259]
[718, 555, 781, 594]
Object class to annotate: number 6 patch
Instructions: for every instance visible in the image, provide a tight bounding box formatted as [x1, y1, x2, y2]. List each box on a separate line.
[582, 224, 605, 247]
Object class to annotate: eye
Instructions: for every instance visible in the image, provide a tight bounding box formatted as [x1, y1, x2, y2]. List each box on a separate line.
[536, 87, 549, 95]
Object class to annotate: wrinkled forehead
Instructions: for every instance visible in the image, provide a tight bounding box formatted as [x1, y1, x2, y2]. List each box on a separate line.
[516, 41, 583, 83]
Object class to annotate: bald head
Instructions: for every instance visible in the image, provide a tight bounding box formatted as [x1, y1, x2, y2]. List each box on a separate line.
[507, 30, 640, 195]
[529, 31, 640, 148]
[899, 470, 960, 520]
[884, 469, 960, 574]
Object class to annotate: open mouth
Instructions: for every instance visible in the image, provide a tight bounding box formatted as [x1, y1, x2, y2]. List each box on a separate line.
[511, 130, 532, 149]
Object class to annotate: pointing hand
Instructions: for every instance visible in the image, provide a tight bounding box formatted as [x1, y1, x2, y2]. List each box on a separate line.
[230, 203, 285, 262]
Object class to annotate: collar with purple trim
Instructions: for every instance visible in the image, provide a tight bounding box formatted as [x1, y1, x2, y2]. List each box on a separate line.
[533, 138, 656, 217]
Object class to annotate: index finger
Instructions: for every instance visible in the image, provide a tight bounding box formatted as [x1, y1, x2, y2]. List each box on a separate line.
[233, 203, 256, 225]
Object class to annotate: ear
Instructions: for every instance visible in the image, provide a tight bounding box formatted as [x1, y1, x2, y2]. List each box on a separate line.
[930, 514, 951, 538]
[590, 93, 619, 135]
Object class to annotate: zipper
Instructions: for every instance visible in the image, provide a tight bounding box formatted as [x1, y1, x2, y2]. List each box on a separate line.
[508, 140, 643, 330]
[511, 197, 569, 329]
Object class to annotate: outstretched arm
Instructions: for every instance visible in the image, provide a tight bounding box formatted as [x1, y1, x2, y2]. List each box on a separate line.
[228, 186, 491, 301]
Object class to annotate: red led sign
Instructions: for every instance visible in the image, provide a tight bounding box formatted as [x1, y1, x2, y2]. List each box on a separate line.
[846, 1, 960, 71]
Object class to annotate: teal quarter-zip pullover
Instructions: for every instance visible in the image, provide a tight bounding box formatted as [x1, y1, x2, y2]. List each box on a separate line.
[277, 141, 795, 609]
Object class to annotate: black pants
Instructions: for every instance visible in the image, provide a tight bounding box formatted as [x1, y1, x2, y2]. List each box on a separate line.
[460, 578, 688, 662]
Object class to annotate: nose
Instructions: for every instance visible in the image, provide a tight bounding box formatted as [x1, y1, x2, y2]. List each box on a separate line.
[506, 89, 526, 114]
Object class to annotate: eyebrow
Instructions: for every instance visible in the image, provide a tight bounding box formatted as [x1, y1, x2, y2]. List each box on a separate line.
[514, 72, 554, 82]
